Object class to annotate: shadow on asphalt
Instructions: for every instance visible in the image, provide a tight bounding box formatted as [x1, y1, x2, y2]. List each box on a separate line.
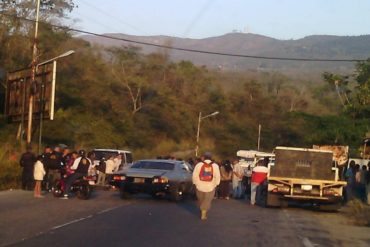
[175, 199, 199, 218]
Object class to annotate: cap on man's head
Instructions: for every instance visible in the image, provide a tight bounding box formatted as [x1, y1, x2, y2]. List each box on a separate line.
[203, 152, 212, 159]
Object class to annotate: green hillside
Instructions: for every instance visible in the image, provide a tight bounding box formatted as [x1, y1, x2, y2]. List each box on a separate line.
[0, 2, 369, 171]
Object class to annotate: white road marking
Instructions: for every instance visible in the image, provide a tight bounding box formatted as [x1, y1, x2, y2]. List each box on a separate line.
[302, 237, 318, 247]
[282, 209, 319, 247]
[52, 215, 93, 230]
[97, 205, 124, 214]
[51, 202, 131, 230]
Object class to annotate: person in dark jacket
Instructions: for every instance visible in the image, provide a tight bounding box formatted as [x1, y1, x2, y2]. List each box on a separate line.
[219, 160, 233, 199]
[43, 146, 63, 191]
[20, 146, 36, 190]
[62, 150, 91, 199]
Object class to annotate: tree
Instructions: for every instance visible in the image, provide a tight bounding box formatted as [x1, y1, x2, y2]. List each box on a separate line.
[355, 59, 370, 109]
[108, 46, 144, 115]
[322, 72, 351, 108]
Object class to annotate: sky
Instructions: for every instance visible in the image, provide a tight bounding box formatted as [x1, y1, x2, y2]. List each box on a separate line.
[69, 0, 370, 40]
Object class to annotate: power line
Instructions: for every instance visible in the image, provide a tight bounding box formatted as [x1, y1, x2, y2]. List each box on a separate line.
[182, 0, 215, 38]
[0, 12, 368, 62]
[77, 0, 150, 35]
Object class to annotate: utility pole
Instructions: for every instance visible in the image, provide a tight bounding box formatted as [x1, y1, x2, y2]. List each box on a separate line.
[257, 124, 261, 151]
[195, 112, 202, 157]
[27, 0, 41, 144]
[195, 111, 219, 157]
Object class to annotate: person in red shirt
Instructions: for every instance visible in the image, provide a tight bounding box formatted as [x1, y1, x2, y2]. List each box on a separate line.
[251, 159, 269, 205]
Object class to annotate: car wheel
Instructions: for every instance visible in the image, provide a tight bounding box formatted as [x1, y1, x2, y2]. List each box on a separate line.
[187, 184, 197, 200]
[151, 193, 163, 199]
[170, 183, 184, 202]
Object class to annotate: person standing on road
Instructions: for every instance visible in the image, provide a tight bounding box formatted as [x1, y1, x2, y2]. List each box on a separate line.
[96, 157, 107, 186]
[359, 165, 368, 203]
[219, 160, 232, 199]
[19, 146, 36, 190]
[345, 162, 356, 202]
[251, 160, 268, 206]
[367, 163, 370, 205]
[43, 146, 63, 191]
[33, 155, 46, 198]
[192, 152, 220, 220]
[232, 159, 244, 199]
[105, 155, 118, 184]
[114, 154, 123, 170]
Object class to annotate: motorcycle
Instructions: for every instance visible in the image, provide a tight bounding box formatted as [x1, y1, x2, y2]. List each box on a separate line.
[52, 174, 95, 200]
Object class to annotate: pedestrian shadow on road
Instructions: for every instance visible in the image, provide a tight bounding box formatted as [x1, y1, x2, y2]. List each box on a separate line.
[176, 199, 199, 218]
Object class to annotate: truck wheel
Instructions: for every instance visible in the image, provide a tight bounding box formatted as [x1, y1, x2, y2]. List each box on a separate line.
[280, 199, 289, 208]
[266, 193, 281, 207]
[170, 184, 184, 202]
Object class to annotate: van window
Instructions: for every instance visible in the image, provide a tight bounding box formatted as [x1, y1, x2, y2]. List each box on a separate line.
[125, 153, 133, 164]
[93, 151, 116, 160]
[93, 150, 133, 166]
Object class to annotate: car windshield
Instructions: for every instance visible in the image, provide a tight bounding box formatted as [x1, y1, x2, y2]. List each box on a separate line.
[131, 161, 175, 170]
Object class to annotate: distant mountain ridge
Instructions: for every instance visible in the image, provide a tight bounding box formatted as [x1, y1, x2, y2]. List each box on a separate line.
[81, 33, 370, 72]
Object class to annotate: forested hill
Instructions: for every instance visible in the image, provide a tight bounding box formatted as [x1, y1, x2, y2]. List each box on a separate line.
[82, 33, 370, 72]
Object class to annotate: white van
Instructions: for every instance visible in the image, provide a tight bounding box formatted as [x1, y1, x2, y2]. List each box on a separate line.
[92, 149, 133, 168]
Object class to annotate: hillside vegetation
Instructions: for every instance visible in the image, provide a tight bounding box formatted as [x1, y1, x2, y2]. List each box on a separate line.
[0, 1, 369, 169]
[82, 33, 370, 73]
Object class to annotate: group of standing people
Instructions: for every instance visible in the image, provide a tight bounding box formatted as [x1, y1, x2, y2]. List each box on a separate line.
[96, 154, 122, 186]
[345, 162, 370, 204]
[19, 145, 126, 199]
[192, 152, 269, 220]
[20, 145, 91, 198]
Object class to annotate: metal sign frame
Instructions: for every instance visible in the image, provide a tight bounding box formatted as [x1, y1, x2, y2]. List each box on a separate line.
[5, 61, 56, 122]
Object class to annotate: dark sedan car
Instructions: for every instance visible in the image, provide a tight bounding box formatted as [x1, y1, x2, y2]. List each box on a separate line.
[110, 159, 194, 201]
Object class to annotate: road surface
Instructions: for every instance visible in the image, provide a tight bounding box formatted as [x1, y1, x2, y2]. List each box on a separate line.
[0, 189, 369, 247]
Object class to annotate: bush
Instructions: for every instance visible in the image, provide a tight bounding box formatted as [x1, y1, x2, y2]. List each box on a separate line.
[0, 145, 21, 190]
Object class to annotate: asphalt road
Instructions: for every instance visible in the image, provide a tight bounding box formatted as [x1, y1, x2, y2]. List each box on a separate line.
[0, 189, 369, 247]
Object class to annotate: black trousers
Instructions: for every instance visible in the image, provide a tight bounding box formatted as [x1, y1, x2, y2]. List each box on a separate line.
[21, 169, 34, 190]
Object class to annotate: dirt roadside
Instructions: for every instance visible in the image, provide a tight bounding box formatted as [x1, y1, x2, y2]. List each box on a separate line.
[313, 206, 370, 247]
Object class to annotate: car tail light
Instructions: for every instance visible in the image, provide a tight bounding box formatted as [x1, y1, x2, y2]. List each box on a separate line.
[113, 175, 126, 181]
[153, 177, 169, 184]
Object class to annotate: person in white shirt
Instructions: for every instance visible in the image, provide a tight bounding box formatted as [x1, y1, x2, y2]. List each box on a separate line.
[232, 159, 244, 199]
[33, 155, 46, 198]
[192, 152, 220, 220]
[113, 154, 123, 170]
[105, 155, 118, 185]
[106, 155, 118, 174]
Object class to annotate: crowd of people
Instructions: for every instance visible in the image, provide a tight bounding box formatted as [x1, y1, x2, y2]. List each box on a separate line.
[344, 162, 370, 204]
[19, 145, 124, 199]
[19, 145, 370, 220]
